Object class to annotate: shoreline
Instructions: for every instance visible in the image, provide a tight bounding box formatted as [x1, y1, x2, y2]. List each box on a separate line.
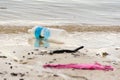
[0, 25, 120, 33]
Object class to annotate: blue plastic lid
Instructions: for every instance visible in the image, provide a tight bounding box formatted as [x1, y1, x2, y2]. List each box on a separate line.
[34, 26, 43, 39]
[34, 26, 50, 39]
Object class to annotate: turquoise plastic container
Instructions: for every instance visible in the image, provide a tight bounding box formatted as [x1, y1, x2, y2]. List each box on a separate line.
[34, 26, 50, 40]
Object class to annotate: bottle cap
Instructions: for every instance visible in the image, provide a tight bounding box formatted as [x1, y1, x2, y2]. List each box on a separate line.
[34, 26, 50, 39]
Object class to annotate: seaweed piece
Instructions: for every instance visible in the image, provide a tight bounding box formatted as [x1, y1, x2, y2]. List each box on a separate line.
[49, 46, 84, 55]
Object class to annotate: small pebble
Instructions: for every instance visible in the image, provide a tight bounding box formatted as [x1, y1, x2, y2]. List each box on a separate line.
[34, 49, 39, 51]
[115, 48, 119, 50]
[53, 59, 56, 61]
[31, 52, 34, 54]
[53, 74, 59, 77]
[0, 72, 3, 74]
[73, 54, 80, 57]
[96, 53, 100, 56]
[49, 61, 53, 63]
[28, 53, 30, 55]
[11, 73, 18, 76]
[23, 56, 25, 58]
[10, 66, 13, 69]
[13, 51, 16, 53]
[26, 72, 29, 74]
[113, 62, 118, 65]
[102, 52, 109, 57]
[19, 73, 25, 77]
[3, 78, 7, 80]
[13, 59, 18, 62]
[5, 62, 7, 64]
[8, 63, 11, 65]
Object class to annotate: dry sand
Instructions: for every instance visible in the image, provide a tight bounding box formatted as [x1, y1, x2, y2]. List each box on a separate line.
[0, 45, 120, 80]
[0, 26, 120, 80]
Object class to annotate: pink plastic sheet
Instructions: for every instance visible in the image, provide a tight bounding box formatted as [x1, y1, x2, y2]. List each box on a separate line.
[43, 62, 114, 71]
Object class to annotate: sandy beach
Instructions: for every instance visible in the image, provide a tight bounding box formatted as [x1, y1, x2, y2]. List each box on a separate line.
[0, 0, 120, 79]
[0, 26, 120, 80]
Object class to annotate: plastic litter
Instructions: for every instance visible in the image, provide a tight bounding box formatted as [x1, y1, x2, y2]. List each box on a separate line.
[28, 26, 69, 44]
[28, 26, 50, 40]
[43, 62, 114, 71]
[48, 27, 68, 43]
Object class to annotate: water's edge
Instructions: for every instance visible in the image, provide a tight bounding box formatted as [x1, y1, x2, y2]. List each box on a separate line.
[0, 0, 120, 25]
[0, 24, 120, 33]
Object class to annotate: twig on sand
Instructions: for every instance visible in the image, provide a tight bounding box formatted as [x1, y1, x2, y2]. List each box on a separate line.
[49, 46, 84, 55]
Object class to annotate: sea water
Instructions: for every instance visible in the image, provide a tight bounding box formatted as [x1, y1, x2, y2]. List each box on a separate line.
[0, 0, 120, 26]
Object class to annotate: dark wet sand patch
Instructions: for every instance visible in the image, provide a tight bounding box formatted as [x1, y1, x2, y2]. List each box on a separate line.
[0, 25, 120, 33]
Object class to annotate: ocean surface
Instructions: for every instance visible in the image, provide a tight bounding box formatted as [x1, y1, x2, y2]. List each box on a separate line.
[0, 0, 120, 26]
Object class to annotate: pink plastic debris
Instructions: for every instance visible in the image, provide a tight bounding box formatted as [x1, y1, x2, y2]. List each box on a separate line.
[43, 62, 114, 71]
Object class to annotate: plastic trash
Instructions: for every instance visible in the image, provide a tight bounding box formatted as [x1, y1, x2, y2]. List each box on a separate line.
[48, 28, 68, 43]
[28, 26, 69, 44]
[43, 62, 114, 71]
[28, 26, 50, 40]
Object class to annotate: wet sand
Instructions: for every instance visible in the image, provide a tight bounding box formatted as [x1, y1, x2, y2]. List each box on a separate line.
[0, 25, 120, 33]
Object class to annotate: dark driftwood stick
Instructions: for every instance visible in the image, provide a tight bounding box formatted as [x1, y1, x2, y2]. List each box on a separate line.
[49, 46, 84, 55]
